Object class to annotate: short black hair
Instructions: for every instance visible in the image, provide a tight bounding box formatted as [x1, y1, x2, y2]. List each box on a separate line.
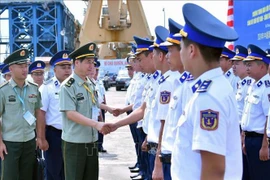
[182, 37, 223, 64]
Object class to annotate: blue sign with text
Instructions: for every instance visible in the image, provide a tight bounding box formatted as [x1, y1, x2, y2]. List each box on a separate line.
[234, 1, 270, 50]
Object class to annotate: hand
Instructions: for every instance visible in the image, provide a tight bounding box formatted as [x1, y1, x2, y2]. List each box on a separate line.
[100, 123, 118, 135]
[0, 141, 7, 160]
[36, 138, 49, 151]
[152, 163, 164, 180]
[141, 140, 148, 152]
[112, 108, 122, 117]
[259, 146, 269, 161]
[242, 144, 246, 155]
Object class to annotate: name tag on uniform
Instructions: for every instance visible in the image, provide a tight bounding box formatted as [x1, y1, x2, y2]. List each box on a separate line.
[23, 111, 36, 126]
[54, 92, 59, 99]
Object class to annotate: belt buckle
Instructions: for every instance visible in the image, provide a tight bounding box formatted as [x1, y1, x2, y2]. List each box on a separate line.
[148, 147, 156, 155]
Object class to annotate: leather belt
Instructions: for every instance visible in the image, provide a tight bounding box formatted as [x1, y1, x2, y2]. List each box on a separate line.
[46, 125, 62, 132]
[159, 153, 171, 164]
[244, 131, 263, 138]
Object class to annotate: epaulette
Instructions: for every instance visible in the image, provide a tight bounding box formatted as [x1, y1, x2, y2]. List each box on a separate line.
[226, 71, 231, 77]
[186, 73, 194, 81]
[28, 81, 38, 87]
[43, 78, 53, 85]
[257, 80, 263, 88]
[158, 75, 169, 84]
[179, 72, 188, 83]
[265, 80, 270, 88]
[153, 71, 160, 79]
[65, 78, 75, 87]
[196, 80, 212, 93]
[192, 79, 202, 93]
[0, 81, 8, 88]
[247, 79, 252, 85]
[241, 79, 247, 86]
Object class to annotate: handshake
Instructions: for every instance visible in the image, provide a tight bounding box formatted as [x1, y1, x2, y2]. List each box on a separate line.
[96, 106, 127, 135]
[108, 107, 125, 117]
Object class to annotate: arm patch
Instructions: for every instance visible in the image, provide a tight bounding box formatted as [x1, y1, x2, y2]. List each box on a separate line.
[160, 91, 171, 104]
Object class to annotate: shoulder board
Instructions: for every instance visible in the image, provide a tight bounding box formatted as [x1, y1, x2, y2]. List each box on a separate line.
[265, 80, 270, 88]
[257, 80, 263, 88]
[43, 78, 53, 85]
[196, 80, 212, 93]
[158, 75, 169, 84]
[28, 81, 38, 87]
[179, 72, 188, 83]
[0, 81, 8, 88]
[192, 79, 202, 93]
[186, 73, 194, 81]
[65, 78, 75, 87]
[241, 79, 247, 86]
[226, 71, 231, 77]
[153, 71, 160, 79]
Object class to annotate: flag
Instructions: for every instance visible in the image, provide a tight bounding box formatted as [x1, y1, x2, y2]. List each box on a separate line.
[227, 0, 234, 50]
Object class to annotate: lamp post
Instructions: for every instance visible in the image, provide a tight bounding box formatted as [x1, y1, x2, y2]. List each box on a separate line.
[162, 8, 165, 27]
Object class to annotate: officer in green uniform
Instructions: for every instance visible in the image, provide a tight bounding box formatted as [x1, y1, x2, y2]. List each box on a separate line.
[0, 48, 48, 180]
[60, 42, 109, 180]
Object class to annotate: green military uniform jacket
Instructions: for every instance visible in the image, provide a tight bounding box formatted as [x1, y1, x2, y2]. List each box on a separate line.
[60, 73, 98, 143]
[0, 78, 42, 142]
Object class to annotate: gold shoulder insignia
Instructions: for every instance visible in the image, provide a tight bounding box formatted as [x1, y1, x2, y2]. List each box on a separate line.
[0, 81, 8, 88]
[28, 81, 38, 87]
[65, 78, 75, 87]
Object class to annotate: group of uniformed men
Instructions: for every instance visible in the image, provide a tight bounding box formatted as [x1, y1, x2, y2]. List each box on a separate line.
[101, 3, 270, 180]
[0, 39, 113, 179]
[0, 2, 270, 180]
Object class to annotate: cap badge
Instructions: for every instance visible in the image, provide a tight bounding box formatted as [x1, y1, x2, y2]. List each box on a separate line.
[235, 48, 239, 54]
[62, 53, 68, 59]
[248, 48, 252, 54]
[20, 50, 25, 57]
[37, 63, 41, 67]
[89, 44, 94, 51]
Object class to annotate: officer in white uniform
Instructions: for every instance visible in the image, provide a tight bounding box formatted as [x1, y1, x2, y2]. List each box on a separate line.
[230, 45, 251, 180]
[1, 64, 11, 82]
[220, 47, 240, 94]
[124, 53, 141, 173]
[158, 18, 185, 180]
[171, 3, 242, 180]
[39, 50, 72, 180]
[231, 45, 251, 120]
[28, 60, 46, 87]
[241, 44, 270, 180]
[92, 59, 108, 153]
[145, 25, 173, 180]
[105, 36, 159, 180]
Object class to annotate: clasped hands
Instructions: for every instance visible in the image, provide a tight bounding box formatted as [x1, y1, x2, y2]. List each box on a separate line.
[97, 107, 125, 135]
